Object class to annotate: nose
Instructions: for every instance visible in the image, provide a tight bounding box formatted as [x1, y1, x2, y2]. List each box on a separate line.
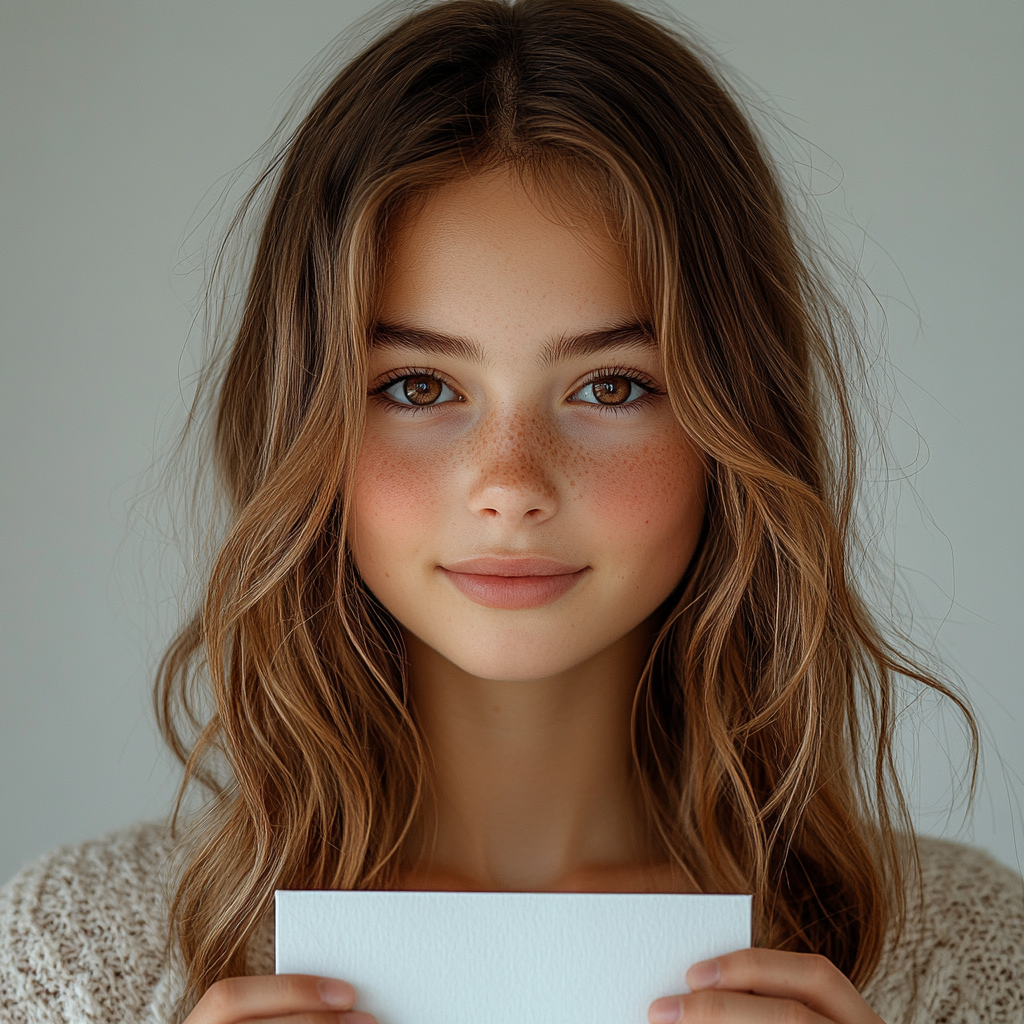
[467, 412, 559, 525]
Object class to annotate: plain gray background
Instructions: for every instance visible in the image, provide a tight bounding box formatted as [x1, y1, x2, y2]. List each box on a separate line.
[1, 0, 1022, 885]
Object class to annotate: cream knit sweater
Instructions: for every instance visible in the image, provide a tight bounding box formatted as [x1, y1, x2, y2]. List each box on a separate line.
[0, 822, 1021, 1023]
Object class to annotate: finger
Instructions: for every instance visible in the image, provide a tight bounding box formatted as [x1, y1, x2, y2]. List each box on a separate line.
[189, 974, 357, 1024]
[650, 988, 833, 1024]
[238, 1015, 376, 1024]
[683, 949, 881, 1024]
[238, 1015, 375, 1024]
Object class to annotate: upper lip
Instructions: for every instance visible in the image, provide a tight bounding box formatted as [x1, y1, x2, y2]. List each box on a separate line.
[441, 556, 586, 577]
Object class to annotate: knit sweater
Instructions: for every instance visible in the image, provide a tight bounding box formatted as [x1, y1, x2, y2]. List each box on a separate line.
[0, 823, 1021, 1023]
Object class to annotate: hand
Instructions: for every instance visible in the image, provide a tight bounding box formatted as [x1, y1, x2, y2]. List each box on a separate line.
[648, 949, 884, 1024]
[184, 974, 376, 1024]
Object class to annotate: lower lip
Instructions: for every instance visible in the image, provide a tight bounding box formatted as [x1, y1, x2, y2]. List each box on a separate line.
[439, 568, 588, 609]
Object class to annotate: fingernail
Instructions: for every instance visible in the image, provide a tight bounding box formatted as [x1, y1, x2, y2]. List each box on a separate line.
[648, 996, 682, 1023]
[687, 959, 721, 989]
[318, 977, 355, 1008]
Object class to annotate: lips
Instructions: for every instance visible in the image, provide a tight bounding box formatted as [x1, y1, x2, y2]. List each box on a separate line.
[438, 556, 588, 610]
[443, 556, 582, 577]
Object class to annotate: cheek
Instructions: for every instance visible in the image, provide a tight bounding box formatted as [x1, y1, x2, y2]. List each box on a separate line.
[570, 429, 706, 561]
[349, 431, 447, 562]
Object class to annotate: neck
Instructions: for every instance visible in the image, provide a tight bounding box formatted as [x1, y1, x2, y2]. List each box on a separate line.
[401, 621, 660, 891]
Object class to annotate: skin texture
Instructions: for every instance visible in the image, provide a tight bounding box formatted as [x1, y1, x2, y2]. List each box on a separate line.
[181, 168, 884, 1024]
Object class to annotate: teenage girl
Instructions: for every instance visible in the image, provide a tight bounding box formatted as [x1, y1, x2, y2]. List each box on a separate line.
[1, 2, 1021, 1023]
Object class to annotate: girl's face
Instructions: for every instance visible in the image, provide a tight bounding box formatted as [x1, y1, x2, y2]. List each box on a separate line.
[350, 168, 706, 681]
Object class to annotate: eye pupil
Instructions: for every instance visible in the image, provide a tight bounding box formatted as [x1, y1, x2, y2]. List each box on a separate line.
[404, 376, 443, 405]
[593, 378, 631, 405]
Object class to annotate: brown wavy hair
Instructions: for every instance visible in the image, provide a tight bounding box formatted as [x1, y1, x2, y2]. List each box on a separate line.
[156, 0, 977, 1011]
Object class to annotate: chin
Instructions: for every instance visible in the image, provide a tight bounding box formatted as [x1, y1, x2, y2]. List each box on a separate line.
[429, 630, 603, 683]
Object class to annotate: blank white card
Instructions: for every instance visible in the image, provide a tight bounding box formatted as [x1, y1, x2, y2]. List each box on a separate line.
[276, 890, 751, 1024]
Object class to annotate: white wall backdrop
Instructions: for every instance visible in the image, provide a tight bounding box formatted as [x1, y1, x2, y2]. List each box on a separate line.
[2, 0, 1022, 884]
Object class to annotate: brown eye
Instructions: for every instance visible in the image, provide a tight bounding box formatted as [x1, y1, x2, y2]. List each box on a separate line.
[379, 372, 460, 409]
[402, 375, 444, 405]
[571, 374, 653, 408]
[591, 377, 632, 404]
[574, 376, 641, 406]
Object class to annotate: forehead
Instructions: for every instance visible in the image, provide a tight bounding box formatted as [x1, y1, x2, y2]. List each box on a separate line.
[378, 167, 639, 349]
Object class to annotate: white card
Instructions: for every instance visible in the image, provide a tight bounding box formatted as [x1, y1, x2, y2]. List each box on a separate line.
[276, 889, 751, 1024]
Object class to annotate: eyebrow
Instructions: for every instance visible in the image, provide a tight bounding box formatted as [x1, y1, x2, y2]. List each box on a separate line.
[371, 321, 656, 366]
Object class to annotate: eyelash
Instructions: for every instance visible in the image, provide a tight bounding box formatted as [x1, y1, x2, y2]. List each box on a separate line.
[369, 367, 464, 415]
[569, 366, 663, 414]
[369, 366, 664, 415]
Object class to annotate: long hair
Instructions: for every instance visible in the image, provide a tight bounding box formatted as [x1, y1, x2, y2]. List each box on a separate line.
[155, 0, 977, 1009]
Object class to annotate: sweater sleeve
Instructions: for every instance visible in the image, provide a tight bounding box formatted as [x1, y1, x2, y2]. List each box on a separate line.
[0, 822, 179, 1024]
[864, 837, 1024, 1024]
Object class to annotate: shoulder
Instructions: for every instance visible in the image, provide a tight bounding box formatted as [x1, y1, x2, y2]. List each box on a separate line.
[863, 836, 1024, 1024]
[0, 820, 182, 1024]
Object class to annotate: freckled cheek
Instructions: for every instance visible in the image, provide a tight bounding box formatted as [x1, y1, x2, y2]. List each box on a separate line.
[573, 433, 706, 563]
[349, 433, 455, 558]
